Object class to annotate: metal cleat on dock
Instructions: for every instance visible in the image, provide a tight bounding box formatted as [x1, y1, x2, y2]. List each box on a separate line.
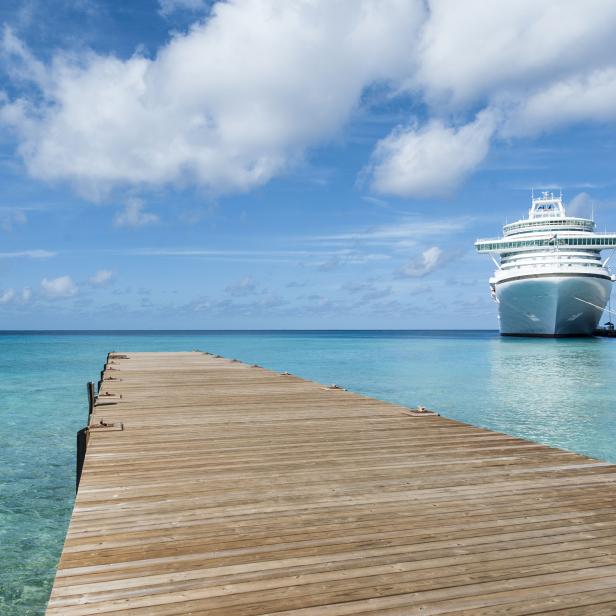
[402, 405, 439, 417]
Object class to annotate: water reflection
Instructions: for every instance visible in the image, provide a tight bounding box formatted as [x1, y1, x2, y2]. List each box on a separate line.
[486, 337, 616, 460]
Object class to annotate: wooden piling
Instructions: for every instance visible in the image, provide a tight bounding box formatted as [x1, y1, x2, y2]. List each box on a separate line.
[86, 382, 95, 419]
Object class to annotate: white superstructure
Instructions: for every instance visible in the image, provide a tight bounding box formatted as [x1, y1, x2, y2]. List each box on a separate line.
[475, 192, 616, 336]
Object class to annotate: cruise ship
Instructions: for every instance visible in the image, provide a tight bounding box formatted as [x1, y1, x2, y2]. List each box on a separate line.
[475, 192, 616, 336]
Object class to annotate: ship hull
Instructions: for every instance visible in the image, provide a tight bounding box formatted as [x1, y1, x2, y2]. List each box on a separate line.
[495, 274, 612, 337]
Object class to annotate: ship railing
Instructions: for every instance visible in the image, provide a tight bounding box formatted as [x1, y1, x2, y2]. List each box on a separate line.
[504, 218, 593, 230]
[476, 235, 616, 247]
[476, 239, 616, 254]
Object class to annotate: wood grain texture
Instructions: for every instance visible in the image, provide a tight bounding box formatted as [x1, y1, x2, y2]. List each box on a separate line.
[45, 352, 616, 615]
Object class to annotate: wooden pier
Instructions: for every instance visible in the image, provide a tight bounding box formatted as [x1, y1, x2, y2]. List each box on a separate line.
[47, 351, 616, 615]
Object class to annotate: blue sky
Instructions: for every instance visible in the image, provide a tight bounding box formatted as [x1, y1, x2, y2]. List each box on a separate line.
[1, 0, 616, 329]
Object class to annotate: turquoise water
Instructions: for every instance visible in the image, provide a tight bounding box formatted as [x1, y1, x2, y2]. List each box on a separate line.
[3, 330, 616, 614]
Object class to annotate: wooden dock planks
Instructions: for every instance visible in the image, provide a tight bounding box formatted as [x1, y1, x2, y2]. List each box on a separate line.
[46, 351, 616, 615]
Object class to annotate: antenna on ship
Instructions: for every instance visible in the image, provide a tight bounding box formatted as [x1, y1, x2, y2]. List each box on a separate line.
[530, 188, 534, 217]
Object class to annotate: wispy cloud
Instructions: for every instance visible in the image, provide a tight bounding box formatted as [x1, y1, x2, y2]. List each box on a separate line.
[0, 288, 15, 303]
[114, 199, 159, 228]
[362, 196, 390, 209]
[398, 246, 456, 278]
[158, 0, 208, 17]
[567, 191, 616, 217]
[188, 294, 289, 316]
[131, 249, 308, 258]
[310, 217, 473, 244]
[0, 287, 33, 305]
[314, 252, 389, 271]
[341, 281, 392, 302]
[0, 207, 27, 232]
[88, 269, 113, 286]
[504, 182, 604, 191]
[0, 249, 56, 258]
[120, 248, 390, 266]
[225, 276, 259, 297]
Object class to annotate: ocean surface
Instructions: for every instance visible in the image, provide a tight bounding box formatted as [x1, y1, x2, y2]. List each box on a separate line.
[3, 329, 616, 614]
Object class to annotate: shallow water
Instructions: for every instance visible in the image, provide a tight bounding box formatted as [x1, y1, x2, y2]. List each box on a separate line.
[2, 330, 616, 614]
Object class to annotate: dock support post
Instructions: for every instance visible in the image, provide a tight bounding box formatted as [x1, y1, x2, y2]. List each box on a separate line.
[76, 427, 88, 493]
[87, 381, 95, 419]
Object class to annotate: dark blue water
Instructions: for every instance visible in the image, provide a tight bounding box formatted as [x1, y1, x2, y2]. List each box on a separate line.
[2, 330, 616, 614]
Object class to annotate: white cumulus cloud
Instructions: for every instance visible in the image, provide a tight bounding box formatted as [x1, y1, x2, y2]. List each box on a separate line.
[502, 68, 616, 137]
[414, 0, 616, 107]
[368, 111, 497, 197]
[374, 0, 616, 196]
[0, 1, 424, 197]
[41, 275, 78, 298]
[3, 1, 616, 200]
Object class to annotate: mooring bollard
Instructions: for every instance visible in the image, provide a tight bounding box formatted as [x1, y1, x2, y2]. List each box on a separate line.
[76, 427, 88, 493]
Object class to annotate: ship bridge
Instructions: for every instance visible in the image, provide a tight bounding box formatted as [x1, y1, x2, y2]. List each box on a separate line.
[476, 191, 616, 254]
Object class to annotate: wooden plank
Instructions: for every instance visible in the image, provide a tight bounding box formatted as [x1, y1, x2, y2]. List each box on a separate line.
[46, 352, 616, 615]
